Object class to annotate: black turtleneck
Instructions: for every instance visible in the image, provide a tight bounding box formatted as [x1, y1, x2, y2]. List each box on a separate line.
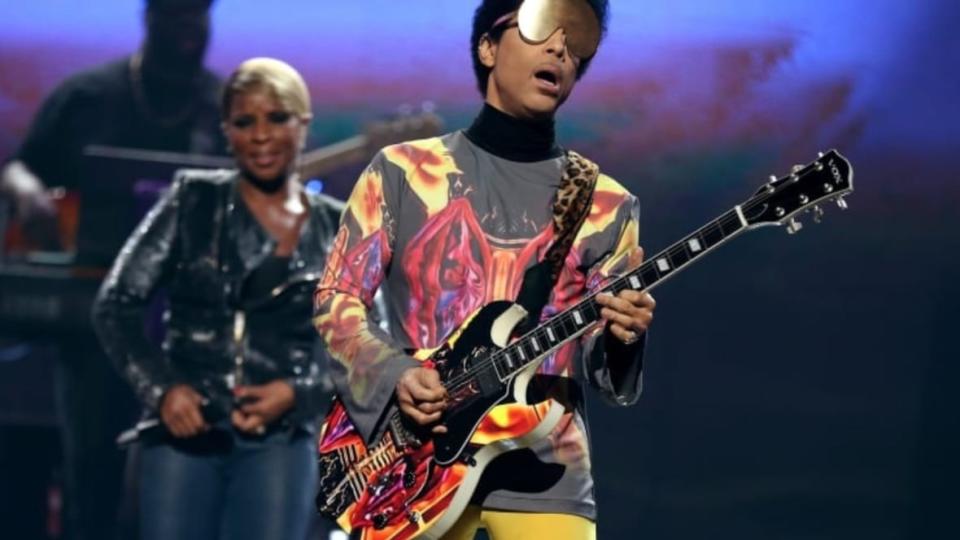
[464, 103, 563, 163]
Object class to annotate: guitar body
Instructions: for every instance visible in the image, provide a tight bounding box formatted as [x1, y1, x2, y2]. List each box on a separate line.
[316, 150, 855, 539]
[316, 301, 565, 540]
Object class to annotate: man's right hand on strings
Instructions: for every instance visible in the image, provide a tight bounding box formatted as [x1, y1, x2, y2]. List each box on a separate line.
[396, 367, 449, 434]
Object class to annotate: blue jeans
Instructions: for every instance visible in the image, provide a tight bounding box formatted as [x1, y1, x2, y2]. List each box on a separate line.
[139, 428, 318, 540]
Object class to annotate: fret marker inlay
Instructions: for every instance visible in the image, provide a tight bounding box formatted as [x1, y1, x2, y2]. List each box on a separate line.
[656, 259, 671, 272]
[546, 328, 556, 342]
[629, 276, 641, 289]
[573, 310, 583, 325]
[735, 205, 748, 227]
[688, 238, 703, 253]
[531, 337, 540, 352]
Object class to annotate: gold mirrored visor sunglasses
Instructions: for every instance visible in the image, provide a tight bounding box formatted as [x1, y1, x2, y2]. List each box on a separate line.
[492, 0, 601, 59]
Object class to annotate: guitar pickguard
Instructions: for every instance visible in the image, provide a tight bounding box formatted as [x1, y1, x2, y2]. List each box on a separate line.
[316, 301, 559, 539]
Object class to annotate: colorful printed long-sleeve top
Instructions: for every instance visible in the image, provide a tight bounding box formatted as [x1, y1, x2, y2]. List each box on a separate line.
[314, 130, 645, 519]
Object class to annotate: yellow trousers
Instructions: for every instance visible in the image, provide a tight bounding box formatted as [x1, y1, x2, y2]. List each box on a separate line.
[440, 505, 596, 540]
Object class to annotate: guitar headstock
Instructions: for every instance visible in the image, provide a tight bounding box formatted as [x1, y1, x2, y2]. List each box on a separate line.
[363, 103, 444, 152]
[742, 150, 854, 233]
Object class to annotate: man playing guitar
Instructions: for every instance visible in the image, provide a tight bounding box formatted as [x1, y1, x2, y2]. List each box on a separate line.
[314, 1, 655, 538]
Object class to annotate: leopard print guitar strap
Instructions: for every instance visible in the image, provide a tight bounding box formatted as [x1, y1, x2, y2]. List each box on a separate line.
[514, 150, 599, 329]
[545, 150, 600, 282]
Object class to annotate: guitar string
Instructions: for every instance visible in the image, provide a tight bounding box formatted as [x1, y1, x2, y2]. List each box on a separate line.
[440, 206, 750, 392]
[334, 202, 769, 496]
[440, 174, 837, 393]
[439, 217, 737, 393]
[441, 200, 753, 392]
[327, 164, 843, 487]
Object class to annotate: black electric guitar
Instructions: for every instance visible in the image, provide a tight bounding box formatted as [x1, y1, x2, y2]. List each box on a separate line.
[316, 150, 854, 540]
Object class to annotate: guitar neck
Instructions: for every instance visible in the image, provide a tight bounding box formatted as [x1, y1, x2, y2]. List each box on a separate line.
[298, 111, 444, 179]
[298, 135, 369, 179]
[491, 205, 752, 380]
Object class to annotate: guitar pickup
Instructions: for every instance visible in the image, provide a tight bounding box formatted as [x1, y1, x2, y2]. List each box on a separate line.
[475, 365, 502, 397]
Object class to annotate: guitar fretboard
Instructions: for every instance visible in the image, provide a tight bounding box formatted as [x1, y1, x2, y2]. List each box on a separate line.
[488, 206, 749, 380]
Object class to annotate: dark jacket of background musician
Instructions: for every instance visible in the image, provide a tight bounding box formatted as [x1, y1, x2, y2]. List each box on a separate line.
[92, 169, 343, 432]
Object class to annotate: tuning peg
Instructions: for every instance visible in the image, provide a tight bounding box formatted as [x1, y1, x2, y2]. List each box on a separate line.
[812, 205, 824, 224]
[786, 218, 803, 235]
[836, 196, 848, 210]
[792, 164, 804, 173]
[818, 151, 825, 158]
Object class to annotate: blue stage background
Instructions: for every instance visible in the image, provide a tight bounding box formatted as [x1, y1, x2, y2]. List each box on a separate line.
[1, 1, 957, 538]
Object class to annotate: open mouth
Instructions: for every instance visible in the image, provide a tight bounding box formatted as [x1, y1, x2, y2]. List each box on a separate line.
[535, 70, 559, 86]
[533, 67, 562, 95]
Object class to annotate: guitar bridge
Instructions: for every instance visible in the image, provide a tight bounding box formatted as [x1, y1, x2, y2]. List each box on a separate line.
[388, 412, 427, 449]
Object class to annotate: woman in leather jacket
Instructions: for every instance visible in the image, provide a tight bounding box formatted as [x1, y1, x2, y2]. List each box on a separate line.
[92, 57, 340, 540]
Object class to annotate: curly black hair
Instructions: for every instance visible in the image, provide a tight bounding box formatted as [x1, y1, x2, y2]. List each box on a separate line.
[470, 0, 610, 96]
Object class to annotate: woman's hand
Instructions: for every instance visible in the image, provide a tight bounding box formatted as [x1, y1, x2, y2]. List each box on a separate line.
[231, 380, 295, 435]
[160, 384, 209, 438]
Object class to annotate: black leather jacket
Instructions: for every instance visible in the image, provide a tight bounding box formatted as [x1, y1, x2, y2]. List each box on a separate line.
[92, 169, 343, 432]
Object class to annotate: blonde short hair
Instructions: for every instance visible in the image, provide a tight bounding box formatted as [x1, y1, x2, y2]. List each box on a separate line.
[221, 57, 311, 119]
